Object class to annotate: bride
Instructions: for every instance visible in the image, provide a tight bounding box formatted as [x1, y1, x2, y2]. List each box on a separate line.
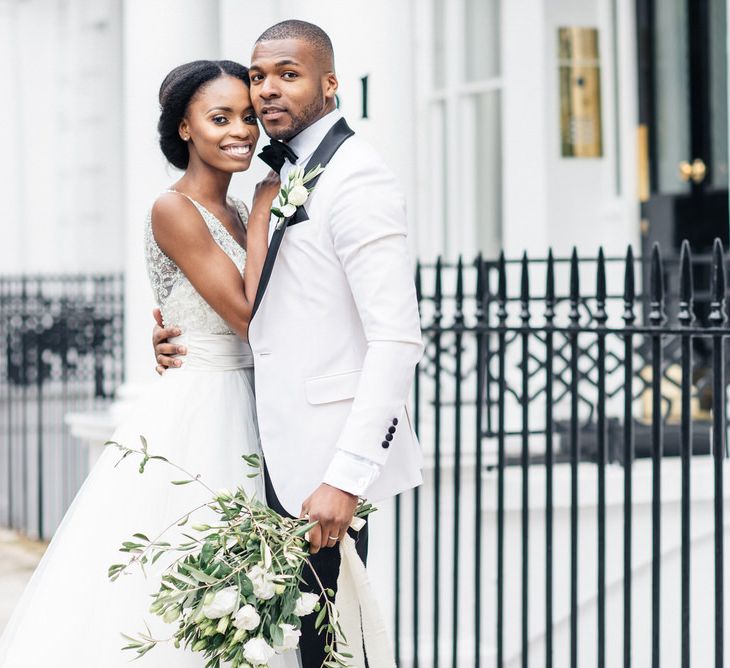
[0, 60, 299, 667]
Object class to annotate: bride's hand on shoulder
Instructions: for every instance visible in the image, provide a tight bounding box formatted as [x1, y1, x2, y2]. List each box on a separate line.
[249, 170, 280, 222]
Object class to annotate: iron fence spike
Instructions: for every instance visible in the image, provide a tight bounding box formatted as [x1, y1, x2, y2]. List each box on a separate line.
[475, 252, 484, 304]
[597, 248, 607, 301]
[596, 248, 607, 324]
[475, 253, 485, 322]
[545, 249, 556, 322]
[678, 240, 694, 326]
[520, 252, 530, 322]
[624, 245, 636, 302]
[498, 251, 507, 323]
[623, 245, 636, 324]
[569, 247, 580, 325]
[456, 255, 464, 302]
[498, 251, 507, 302]
[649, 242, 666, 325]
[709, 238, 727, 325]
[546, 248, 555, 304]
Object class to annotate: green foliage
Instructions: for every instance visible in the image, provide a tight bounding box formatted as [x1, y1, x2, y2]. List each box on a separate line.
[105, 440, 374, 667]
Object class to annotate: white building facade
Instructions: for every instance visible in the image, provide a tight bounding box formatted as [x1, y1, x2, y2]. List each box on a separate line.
[0, 0, 657, 382]
[2, 0, 730, 665]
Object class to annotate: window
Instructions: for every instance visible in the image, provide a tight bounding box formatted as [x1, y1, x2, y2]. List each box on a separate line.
[416, 0, 502, 257]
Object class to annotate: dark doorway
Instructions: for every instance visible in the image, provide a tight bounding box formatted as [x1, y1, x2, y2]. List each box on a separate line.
[636, 0, 729, 267]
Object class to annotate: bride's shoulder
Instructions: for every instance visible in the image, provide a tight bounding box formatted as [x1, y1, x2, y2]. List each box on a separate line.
[149, 191, 210, 257]
[151, 191, 200, 231]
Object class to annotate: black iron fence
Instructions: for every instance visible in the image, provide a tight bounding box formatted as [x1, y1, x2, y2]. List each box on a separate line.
[395, 240, 730, 667]
[0, 274, 124, 540]
[3, 249, 729, 665]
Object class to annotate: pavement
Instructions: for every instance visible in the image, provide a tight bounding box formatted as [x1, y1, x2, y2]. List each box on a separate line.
[0, 529, 46, 633]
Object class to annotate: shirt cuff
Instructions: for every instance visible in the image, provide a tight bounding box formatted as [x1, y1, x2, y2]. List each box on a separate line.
[322, 450, 382, 498]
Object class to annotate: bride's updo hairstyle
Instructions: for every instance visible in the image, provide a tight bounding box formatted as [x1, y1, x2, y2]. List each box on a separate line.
[158, 60, 251, 170]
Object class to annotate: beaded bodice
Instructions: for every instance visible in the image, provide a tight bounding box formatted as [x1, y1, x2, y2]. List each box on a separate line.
[144, 191, 248, 334]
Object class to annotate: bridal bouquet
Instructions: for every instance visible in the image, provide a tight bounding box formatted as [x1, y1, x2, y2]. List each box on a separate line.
[106, 437, 373, 668]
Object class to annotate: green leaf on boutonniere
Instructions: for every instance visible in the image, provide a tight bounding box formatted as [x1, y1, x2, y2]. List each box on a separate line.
[301, 164, 325, 184]
[271, 207, 283, 218]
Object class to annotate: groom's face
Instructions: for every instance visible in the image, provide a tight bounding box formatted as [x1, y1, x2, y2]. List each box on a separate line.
[249, 38, 338, 141]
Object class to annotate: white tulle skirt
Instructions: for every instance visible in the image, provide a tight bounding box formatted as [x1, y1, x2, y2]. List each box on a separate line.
[0, 334, 299, 667]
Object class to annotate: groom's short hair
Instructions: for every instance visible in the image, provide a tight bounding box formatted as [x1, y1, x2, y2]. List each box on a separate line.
[255, 20, 335, 71]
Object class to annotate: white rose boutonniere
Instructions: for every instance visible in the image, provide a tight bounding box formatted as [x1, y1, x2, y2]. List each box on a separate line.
[271, 164, 325, 230]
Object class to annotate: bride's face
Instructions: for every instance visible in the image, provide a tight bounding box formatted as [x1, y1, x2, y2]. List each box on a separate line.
[179, 75, 260, 173]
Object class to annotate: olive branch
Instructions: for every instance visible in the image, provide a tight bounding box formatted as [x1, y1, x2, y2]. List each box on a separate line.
[105, 436, 373, 668]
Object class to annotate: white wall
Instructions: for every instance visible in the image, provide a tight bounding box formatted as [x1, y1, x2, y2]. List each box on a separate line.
[501, 0, 640, 260]
[121, 0, 223, 386]
[0, 0, 124, 275]
[218, 0, 419, 252]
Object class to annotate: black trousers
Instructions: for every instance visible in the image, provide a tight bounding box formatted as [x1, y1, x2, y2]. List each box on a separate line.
[264, 467, 369, 667]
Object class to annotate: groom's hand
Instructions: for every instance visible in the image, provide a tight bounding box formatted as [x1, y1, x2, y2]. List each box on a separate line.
[152, 308, 186, 375]
[301, 484, 358, 554]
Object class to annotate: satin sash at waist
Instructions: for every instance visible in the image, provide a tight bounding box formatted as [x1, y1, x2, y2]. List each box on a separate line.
[168, 333, 253, 372]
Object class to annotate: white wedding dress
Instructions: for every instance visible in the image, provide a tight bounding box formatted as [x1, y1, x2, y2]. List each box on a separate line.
[0, 193, 300, 667]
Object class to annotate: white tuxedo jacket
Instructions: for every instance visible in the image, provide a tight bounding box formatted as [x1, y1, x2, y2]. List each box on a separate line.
[247, 112, 424, 515]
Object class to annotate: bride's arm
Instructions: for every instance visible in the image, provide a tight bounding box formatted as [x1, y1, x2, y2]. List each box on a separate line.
[150, 180, 278, 340]
[243, 170, 279, 305]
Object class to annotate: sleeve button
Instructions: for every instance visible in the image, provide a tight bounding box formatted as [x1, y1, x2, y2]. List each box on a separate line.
[385, 433, 393, 441]
[392, 418, 399, 426]
[381, 441, 390, 449]
[388, 426, 396, 434]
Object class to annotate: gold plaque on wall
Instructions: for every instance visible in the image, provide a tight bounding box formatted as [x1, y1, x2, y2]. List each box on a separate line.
[558, 27, 603, 158]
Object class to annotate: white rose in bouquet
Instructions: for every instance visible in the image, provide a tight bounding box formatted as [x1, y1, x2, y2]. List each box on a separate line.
[275, 623, 301, 652]
[243, 637, 276, 666]
[233, 604, 261, 631]
[247, 565, 276, 601]
[293, 592, 319, 617]
[107, 440, 378, 667]
[287, 184, 309, 207]
[202, 586, 238, 619]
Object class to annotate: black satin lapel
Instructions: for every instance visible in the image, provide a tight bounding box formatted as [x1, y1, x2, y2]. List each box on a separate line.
[287, 203, 310, 226]
[251, 118, 355, 317]
[287, 117, 355, 227]
[251, 219, 289, 317]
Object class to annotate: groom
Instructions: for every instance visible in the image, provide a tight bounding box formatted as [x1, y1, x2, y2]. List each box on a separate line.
[154, 20, 423, 664]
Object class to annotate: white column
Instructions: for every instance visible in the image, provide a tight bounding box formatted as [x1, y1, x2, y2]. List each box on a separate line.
[122, 0, 221, 388]
[70, 0, 221, 449]
[501, 0, 549, 257]
[0, 1, 23, 272]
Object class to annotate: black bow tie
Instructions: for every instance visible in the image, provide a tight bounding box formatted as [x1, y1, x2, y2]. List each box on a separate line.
[258, 140, 298, 173]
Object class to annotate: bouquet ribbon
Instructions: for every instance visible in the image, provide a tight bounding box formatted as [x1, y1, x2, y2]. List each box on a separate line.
[336, 533, 396, 667]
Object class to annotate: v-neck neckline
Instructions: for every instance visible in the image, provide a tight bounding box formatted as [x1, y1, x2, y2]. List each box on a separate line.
[166, 189, 246, 253]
